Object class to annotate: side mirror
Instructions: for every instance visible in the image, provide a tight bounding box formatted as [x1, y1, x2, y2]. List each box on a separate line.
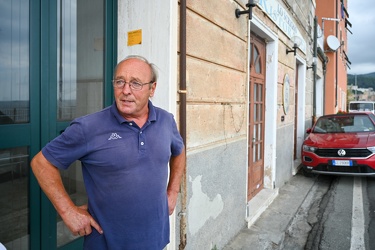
[306, 128, 312, 134]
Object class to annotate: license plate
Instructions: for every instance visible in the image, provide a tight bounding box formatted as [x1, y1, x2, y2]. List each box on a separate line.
[332, 160, 352, 166]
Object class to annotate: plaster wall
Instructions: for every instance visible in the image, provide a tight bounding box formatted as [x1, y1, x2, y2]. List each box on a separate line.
[182, 1, 249, 248]
[184, 140, 247, 250]
[117, 0, 178, 113]
[275, 124, 294, 187]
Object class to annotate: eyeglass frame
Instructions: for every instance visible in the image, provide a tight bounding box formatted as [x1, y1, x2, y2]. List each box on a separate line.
[112, 79, 154, 91]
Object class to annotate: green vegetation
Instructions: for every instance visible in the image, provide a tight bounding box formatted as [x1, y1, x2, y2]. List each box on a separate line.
[347, 72, 375, 88]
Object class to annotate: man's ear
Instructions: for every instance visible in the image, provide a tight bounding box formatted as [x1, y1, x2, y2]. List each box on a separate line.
[150, 82, 157, 97]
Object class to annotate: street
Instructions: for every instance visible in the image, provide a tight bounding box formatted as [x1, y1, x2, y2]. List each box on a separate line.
[283, 174, 375, 250]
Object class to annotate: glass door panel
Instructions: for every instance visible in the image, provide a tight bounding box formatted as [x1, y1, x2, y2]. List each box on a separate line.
[57, 0, 77, 122]
[0, 147, 29, 249]
[57, 162, 87, 247]
[57, 0, 104, 123]
[0, 0, 30, 125]
[56, 0, 104, 247]
[0, 1, 31, 249]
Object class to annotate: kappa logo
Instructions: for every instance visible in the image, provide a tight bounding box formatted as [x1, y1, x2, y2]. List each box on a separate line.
[108, 133, 122, 140]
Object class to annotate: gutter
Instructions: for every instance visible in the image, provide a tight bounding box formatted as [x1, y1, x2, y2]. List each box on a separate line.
[312, 16, 317, 124]
[317, 46, 328, 115]
[335, 0, 339, 107]
[178, 0, 187, 249]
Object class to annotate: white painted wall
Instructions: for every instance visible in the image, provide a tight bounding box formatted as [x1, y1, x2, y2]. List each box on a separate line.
[117, 1, 178, 249]
[316, 76, 324, 117]
[117, 0, 178, 113]
[294, 56, 307, 170]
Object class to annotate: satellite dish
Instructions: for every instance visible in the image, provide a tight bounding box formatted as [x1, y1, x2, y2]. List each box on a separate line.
[326, 35, 341, 51]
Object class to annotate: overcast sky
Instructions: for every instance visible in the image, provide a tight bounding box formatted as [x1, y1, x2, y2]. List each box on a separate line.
[347, 0, 375, 75]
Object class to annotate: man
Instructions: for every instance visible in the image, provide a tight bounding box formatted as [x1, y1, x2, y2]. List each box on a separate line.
[31, 55, 186, 249]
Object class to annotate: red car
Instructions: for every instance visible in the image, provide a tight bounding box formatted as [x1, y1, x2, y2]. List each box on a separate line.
[301, 112, 375, 176]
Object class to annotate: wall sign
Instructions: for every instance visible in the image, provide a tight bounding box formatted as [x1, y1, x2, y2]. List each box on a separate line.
[257, 0, 306, 53]
[127, 29, 142, 46]
[283, 74, 290, 115]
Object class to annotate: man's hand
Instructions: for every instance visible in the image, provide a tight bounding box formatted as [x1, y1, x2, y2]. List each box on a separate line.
[61, 204, 103, 236]
[167, 190, 179, 215]
[167, 149, 186, 215]
[31, 152, 103, 236]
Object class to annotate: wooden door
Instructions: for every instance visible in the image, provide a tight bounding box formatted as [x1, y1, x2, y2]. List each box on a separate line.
[248, 34, 266, 201]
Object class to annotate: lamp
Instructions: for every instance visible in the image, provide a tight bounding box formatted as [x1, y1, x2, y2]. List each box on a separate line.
[307, 57, 317, 70]
[306, 65, 314, 70]
[235, 0, 260, 20]
[286, 36, 302, 56]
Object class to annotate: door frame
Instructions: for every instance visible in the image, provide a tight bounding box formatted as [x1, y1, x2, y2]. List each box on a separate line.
[247, 34, 266, 201]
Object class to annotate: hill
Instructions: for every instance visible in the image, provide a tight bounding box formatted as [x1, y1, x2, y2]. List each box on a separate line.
[347, 72, 375, 89]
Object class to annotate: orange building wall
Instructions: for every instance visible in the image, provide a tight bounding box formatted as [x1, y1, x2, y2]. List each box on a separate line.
[316, 0, 348, 114]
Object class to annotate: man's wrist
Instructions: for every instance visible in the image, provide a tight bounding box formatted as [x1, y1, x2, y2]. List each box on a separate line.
[167, 189, 179, 195]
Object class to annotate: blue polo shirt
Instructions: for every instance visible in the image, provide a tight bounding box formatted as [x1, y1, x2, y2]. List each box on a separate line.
[42, 101, 184, 250]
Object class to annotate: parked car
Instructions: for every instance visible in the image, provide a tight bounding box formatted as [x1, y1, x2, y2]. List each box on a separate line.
[301, 112, 375, 177]
[348, 101, 375, 114]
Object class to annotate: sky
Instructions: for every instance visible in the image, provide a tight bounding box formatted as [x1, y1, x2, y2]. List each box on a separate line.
[347, 0, 375, 75]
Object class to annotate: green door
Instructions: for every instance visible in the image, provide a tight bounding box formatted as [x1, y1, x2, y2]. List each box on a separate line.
[0, 0, 116, 249]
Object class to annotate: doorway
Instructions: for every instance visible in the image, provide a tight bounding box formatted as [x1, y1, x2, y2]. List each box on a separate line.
[248, 34, 266, 201]
[0, 1, 115, 249]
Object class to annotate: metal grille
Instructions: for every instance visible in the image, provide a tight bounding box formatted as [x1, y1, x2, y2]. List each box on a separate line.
[314, 164, 375, 174]
[315, 148, 373, 158]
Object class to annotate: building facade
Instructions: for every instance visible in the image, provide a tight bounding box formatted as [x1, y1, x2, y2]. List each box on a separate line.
[0, 0, 348, 249]
[316, 0, 350, 114]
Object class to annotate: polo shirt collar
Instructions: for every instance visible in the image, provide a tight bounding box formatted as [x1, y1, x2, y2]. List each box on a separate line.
[111, 100, 157, 124]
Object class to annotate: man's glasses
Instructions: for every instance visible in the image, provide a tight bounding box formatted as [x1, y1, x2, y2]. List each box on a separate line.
[112, 79, 153, 91]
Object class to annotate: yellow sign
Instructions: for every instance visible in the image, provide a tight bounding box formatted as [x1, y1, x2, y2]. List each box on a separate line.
[127, 29, 142, 46]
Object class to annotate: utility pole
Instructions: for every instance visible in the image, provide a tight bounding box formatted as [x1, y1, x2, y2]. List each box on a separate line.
[355, 74, 357, 100]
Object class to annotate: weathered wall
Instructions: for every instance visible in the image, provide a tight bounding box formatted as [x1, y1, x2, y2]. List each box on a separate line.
[176, 0, 318, 247]
[270, 0, 316, 186]
[275, 124, 294, 187]
[185, 140, 247, 249]
[182, 0, 249, 248]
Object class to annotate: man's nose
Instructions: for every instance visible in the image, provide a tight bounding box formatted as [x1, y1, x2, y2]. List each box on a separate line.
[122, 82, 132, 93]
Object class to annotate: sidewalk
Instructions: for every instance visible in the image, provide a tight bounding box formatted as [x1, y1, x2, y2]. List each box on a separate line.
[223, 173, 316, 250]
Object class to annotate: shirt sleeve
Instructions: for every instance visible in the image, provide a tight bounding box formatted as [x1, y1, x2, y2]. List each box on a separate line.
[42, 120, 87, 169]
[170, 115, 184, 156]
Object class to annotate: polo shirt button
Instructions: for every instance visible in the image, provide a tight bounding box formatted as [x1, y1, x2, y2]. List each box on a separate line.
[129, 123, 133, 126]
[141, 142, 144, 146]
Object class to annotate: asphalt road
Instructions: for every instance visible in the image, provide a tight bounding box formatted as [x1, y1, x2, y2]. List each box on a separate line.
[283, 174, 374, 250]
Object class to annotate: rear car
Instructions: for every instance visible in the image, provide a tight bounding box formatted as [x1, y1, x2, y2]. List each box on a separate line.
[348, 101, 375, 114]
[302, 112, 375, 176]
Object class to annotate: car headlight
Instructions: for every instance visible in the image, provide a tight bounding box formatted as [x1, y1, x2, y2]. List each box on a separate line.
[367, 146, 375, 153]
[303, 145, 317, 152]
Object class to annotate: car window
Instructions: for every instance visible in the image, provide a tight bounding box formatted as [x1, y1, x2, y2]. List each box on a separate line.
[314, 118, 342, 133]
[313, 115, 375, 133]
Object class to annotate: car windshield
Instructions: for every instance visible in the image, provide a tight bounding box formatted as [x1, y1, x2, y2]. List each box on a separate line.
[313, 115, 375, 133]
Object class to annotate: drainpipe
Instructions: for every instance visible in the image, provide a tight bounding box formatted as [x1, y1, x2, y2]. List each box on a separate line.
[312, 16, 329, 123]
[178, 0, 187, 249]
[335, 0, 339, 108]
[317, 46, 328, 115]
[312, 16, 317, 124]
